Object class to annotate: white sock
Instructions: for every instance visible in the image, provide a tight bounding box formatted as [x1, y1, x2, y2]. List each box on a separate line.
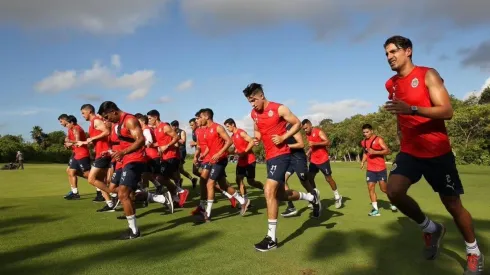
[465, 240, 481, 256]
[72, 187, 78, 194]
[299, 192, 314, 202]
[418, 216, 437, 233]
[372, 202, 378, 210]
[267, 219, 277, 241]
[232, 192, 245, 205]
[333, 189, 340, 200]
[222, 191, 232, 199]
[206, 200, 213, 218]
[96, 188, 101, 192]
[110, 193, 117, 198]
[106, 200, 114, 208]
[151, 194, 166, 204]
[126, 215, 138, 234]
[150, 179, 161, 187]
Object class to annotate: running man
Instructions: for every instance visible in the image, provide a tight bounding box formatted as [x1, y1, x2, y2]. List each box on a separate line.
[59, 114, 77, 198]
[98, 101, 146, 239]
[243, 83, 321, 252]
[188, 118, 201, 183]
[383, 35, 483, 274]
[302, 119, 343, 209]
[360, 123, 397, 216]
[171, 120, 198, 188]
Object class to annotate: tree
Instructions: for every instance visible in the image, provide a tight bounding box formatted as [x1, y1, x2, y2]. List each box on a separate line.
[478, 86, 490, 105]
[30, 125, 49, 149]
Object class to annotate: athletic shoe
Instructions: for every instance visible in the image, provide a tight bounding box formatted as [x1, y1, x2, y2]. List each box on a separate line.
[178, 190, 189, 208]
[64, 191, 73, 198]
[335, 195, 343, 209]
[254, 236, 277, 252]
[229, 197, 237, 208]
[164, 191, 174, 214]
[423, 223, 446, 260]
[281, 208, 297, 217]
[368, 209, 381, 216]
[64, 193, 80, 200]
[464, 253, 484, 275]
[92, 191, 104, 202]
[240, 198, 250, 216]
[390, 205, 398, 212]
[96, 204, 115, 213]
[120, 228, 141, 240]
[311, 191, 322, 219]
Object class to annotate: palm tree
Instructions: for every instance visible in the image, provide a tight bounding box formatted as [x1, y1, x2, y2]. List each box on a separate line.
[31, 126, 49, 149]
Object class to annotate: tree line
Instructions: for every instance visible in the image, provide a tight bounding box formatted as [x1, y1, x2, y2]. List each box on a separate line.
[1, 87, 489, 165]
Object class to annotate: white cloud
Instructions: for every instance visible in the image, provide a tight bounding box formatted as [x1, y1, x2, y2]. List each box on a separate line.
[77, 94, 102, 101]
[0, 107, 54, 116]
[464, 77, 490, 99]
[111, 54, 121, 70]
[175, 79, 194, 91]
[35, 55, 155, 101]
[302, 99, 372, 125]
[157, 96, 172, 103]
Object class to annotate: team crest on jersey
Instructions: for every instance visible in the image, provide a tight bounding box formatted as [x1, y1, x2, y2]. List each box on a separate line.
[268, 110, 273, 117]
[411, 78, 419, 88]
[210, 128, 214, 133]
[236, 134, 239, 138]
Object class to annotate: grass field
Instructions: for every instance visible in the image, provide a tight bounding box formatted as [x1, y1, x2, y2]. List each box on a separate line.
[0, 162, 489, 275]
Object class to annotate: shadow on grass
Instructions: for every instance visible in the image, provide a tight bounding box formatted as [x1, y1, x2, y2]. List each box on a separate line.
[0, 215, 64, 235]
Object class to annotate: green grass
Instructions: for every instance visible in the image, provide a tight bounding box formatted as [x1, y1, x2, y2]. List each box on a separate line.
[0, 162, 489, 275]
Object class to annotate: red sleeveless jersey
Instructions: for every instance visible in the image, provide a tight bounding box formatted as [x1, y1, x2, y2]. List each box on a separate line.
[144, 126, 159, 159]
[205, 122, 228, 163]
[155, 122, 179, 160]
[68, 125, 90, 160]
[251, 102, 290, 160]
[386, 66, 451, 158]
[306, 128, 329, 164]
[116, 112, 146, 166]
[196, 127, 210, 162]
[232, 128, 256, 167]
[361, 136, 386, 172]
[89, 117, 110, 158]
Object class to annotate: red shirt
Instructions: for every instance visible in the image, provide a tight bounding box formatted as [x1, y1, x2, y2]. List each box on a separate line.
[116, 112, 146, 166]
[109, 124, 122, 169]
[306, 128, 329, 164]
[196, 127, 209, 163]
[251, 101, 290, 160]
[386, 66, 452, 158]
[155, 122, 179, 160]
[68, 125, 90, 160]
[89, 117, 110, 158]
[361, 136, 386, 172]
[144, 126, 159, 160]
[205, 122, 228, 163]
[232, 128, 256, 167]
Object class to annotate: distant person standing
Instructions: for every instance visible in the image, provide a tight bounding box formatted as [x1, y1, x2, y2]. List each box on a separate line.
[16, 151, 24, 170]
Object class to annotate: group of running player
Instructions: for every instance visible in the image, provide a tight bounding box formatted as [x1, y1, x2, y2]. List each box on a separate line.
[55, 35, 483, 274]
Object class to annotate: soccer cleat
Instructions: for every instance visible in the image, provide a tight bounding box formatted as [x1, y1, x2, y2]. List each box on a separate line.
[64, 193, 80, 200]
[281, 208, 298, 217]
[335, 195, 343, 209]
[240, 198, 250, 216]
[254, 236, 278, 252]
[195, 208, 210, 223]
[229, 197, 237, 208]
[423, 223, 446, 260]
[164, 191, 174, 214]
[368, 209, 381, 217]
[64, 191, 73, 198]
[178, 190, 189, 208]
[307, 202, 313, 209]
[464, 253, 484, 275]
[191, 178, 198, 189]
[96, 204, 115, 213]
[311, 192, 322, 219]
[390, 205, 398, 212]
[92, 191, 104, 203]
[191, 205, 204, 216]
[120, 228, 141, 240]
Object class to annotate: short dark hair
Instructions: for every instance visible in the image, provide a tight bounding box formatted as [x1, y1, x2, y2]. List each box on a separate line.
[301, 119, 311, 125]
[384, 35, 413, 59]
[97, 101, 120, 116]
[195, 109, 203, 117]
[224, 118, 236, 127]
[67, 115, 77, 124]
[170, 120, 179, 127]
[362, 124, 373, 130]
[147, 109, 160, 119]
[200, 108, 214, 119]
[58, 114, 68, 120]
[135, 113, 148, 124]
[80, 104, 95, 113]
[189, 118, 196, 124]
[243, 83, 264, 97]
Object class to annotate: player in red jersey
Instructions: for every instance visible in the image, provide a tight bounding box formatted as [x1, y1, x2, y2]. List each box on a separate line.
[79, 104, 117, 212]
[147, 110, 189, 208]
[360, 123, 397, 216]
[243, 83, 321, 252]
[383, 35, 483, 274]
[58, 114, 79, 198]
[224, 118, 264, 200]
[188, 118, 202, 182]
[302, 119, 343, 209]
[196, 108, 249, 222]
[98, 101, 146, 239]
[171, 120, 198, 188]
[63, 115, 91, 200]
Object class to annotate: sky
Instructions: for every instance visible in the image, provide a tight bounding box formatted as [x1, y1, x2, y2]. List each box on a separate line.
[0, 0, 489, 151]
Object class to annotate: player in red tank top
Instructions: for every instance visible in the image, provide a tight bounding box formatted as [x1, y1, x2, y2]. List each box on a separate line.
[243, 83, 321, 252]
[359, 124, 397, 216]
[98, 101, 146, 240]
[224, 118, 264, 199]
[302, 119, 343, 209]
[147, 109, 189, 209]
[58, 114, 79, 199]
[63, 115, 90, 200]
[383, 36, 483, 273]
[195, 108, 249, 222]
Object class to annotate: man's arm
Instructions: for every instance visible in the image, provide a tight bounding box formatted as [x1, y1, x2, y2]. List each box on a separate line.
[360, 153, 368, 169]
[91, 118, 110, 141]
[142, 128, 153, 146]
[215, 126, 233, 156]
[368, 137, 390, 156]
[277, 105, 300, 141]
[287, 131, 305, 149]
[309, 130, 330, 147]
[160, 125, 179, 150]
[178, 131, 186, 145]
[416, 69, 453, 120]
[239, 130, 255, 153]
[253, 123, 261, 141]
[121, 118, 145, 155]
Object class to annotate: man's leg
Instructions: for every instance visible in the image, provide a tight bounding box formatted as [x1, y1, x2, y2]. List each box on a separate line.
[118, 163, 143, 239]
[366, 171, 380, 216]
[320, 161, 342, 208]
[377, 170, 397, 211]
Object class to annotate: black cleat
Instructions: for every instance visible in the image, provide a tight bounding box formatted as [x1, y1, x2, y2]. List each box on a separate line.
[65, 193, 80, 200]
[119, 228, 141, 240]
[254, 236, 278, 252]
[97, 204, 115, 213]
[92, 191, 104, 203]
[281, 208, 298, 217]
[311, 191, 322, 219]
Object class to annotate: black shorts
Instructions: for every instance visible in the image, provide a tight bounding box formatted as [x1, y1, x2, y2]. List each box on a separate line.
[147, 157, 161, 174]
[236, 162, 256, 179]
[209, 158, 228, 181]
[389, 151, 463, 196]
[111, 168, 123, 185]
[179, 149, 187, 164]
[120, 162, 146, 190]
[193, 161, 202, 171]
[110, 161, 116, 170]
[286, 154, 308, 181]
[266, 154, 290, 184]
[309, 160, 332, 176]
[68, 157, 91, 172]
[201, 162, 211, 171]
[366, 169, 388, 183]
[92, 157, 111, 169]
[160, 158, 179, 177]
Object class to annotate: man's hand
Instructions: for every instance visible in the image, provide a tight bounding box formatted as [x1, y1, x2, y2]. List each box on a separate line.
[111, 150, 126, 162]
[271, 135, 284, 145]
[253, 137, 260, 146]
[211, 153, 221, 163]
[160, 145, 169, 152]
[384, 100, 411, 115]
[367, 148, 377, 155]
[360, 162, 365, 170]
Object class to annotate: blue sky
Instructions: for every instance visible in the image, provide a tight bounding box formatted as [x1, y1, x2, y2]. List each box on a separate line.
[0, 0, 489, 144]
